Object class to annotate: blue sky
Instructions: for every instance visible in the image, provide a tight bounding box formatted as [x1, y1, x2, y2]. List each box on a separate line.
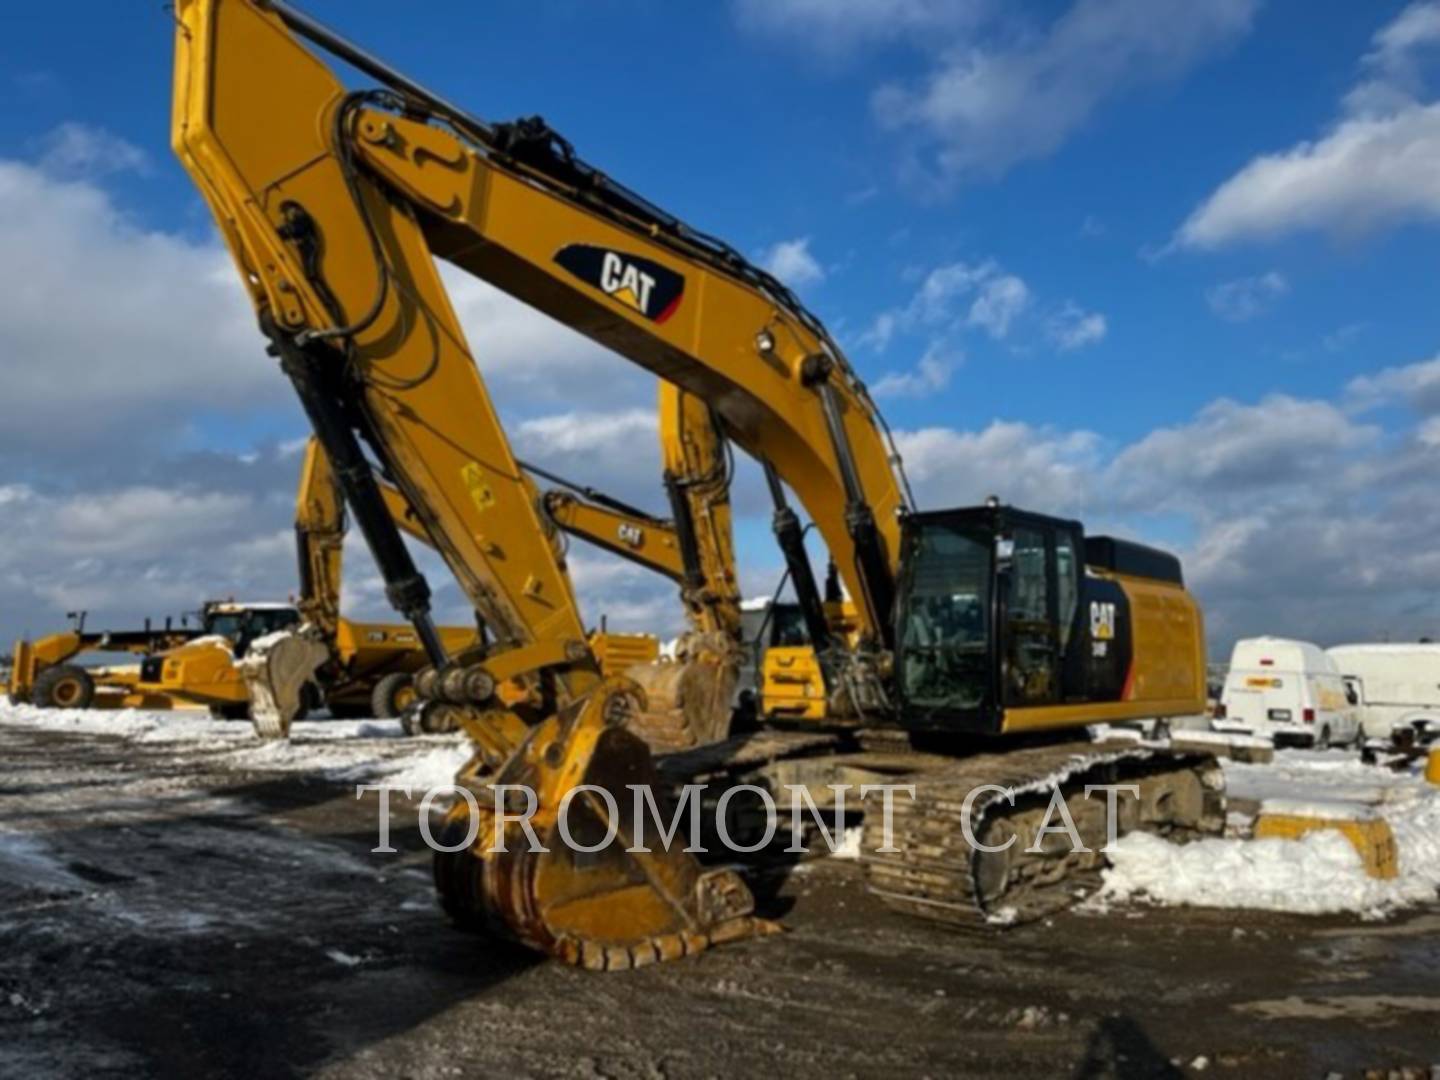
[4, 0, 1440, 654]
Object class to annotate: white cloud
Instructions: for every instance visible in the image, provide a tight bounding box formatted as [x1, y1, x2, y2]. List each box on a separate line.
[1178, 106, 1440, 248]
[859, 258, 1103, 363]
[758, 237, 825, 287]
[1346, 353, 1440, 415]
[510, 408, 668, 513]
[1106, 395, 1376, 510]
[909, 260, 996, 324]
[887, 383, 1440, 650]
[0, 154, 289, 468]
[513, 408, 658, 456]
[732, 0, 989, 55]
[966, 273, 1030, 339]
[34, 123, 149, 178]
[1205, 271, 1288, 322]
[862, 259, 1033, 351]
[1178, 4, 1440, 248]
[895, 420, 1103, 513]
[873, 342, 957, 398]
[0, 129, 672, 642]
[0, 451, 311, 635]
[440, 268, 652, 407]
[1047, 301, 1108, 350]
[871, 0, 1257, 186]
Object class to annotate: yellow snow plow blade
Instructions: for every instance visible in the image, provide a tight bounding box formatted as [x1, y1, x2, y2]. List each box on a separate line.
[435, 678, 776, 970]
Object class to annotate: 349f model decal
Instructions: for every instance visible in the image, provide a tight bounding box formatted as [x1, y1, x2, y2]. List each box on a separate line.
[554, 244, 685, 323]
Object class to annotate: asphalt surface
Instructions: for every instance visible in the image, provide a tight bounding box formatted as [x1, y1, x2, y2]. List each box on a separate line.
[2, 724, 1438, 1079]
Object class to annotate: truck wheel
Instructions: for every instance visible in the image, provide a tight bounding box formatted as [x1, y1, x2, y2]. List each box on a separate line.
[32, 665, 95, 709]
[371, 673, 417, 720]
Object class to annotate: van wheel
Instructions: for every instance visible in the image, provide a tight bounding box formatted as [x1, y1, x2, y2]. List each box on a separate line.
[371, 673, 417, 720]
[1316, 725, 1333, 750]
[33, 665, 96, 709]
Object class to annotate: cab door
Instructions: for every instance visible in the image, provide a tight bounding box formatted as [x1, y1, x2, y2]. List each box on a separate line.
[1001, 525, 1060, 707]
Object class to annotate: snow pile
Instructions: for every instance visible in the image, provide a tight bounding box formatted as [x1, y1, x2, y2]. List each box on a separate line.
[0, 703, 237, 742]
[1224, 749, 1397, 807]
[1166, 729, 1273, 750]
[331, 739, 473, 790]
[1096, 750, 1440, 919]
[0, 702, 463, 784]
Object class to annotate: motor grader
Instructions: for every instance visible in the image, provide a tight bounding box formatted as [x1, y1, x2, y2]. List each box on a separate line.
[7, 610, 199, 710]
[171, 0, 1222, 971]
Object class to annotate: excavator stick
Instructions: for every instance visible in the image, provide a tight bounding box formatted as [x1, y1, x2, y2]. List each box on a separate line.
[435, 678, 776, 969]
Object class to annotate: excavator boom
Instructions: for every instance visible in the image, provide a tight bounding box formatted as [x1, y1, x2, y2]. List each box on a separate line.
[173, 0, 769, 966]
[174, 0, 907, 660]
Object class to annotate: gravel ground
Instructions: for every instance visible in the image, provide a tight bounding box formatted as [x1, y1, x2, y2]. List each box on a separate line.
[2, 722, 1438, 1079]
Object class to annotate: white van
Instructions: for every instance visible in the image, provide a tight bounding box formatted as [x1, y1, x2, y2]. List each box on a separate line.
[1215, 637, 1360, 747]
[1326, 643, 1440, 744]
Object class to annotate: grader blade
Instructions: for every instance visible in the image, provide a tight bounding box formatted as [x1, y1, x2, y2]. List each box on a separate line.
[435, 678, 776, 970]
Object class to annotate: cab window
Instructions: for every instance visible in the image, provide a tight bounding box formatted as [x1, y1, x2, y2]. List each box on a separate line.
[897, 522, 992, 711]
[1055, 531, 1079, 652]
[1004, 526, 1058, 706]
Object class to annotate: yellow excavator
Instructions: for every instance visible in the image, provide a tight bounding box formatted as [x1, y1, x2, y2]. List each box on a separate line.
[172, 0, 1222, 970]
[532, 381, 746, 751]
[536, 384, 848, 744]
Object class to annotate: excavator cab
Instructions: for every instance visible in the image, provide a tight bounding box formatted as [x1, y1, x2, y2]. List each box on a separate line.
[895, 504, 1188, 735]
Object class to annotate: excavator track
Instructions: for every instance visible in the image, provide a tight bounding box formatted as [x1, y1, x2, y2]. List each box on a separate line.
[862, 742, 1225, 930]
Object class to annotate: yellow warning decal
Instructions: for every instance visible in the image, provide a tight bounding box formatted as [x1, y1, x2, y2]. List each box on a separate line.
[461, 461, 495, 514]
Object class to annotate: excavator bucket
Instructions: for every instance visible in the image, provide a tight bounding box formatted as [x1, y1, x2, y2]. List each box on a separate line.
[436, 678, 776, 970]
[239, 629, 330, 739]
[624, 657, 739, 752]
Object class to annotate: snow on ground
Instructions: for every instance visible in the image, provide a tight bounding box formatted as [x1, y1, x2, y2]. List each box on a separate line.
[0, 702, 467, 788]
[6, 703, 1438, 921]
[330, 741, 474, 791]
[1095, 749, 1440, 920]
[1224, 748, 1406, 807]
